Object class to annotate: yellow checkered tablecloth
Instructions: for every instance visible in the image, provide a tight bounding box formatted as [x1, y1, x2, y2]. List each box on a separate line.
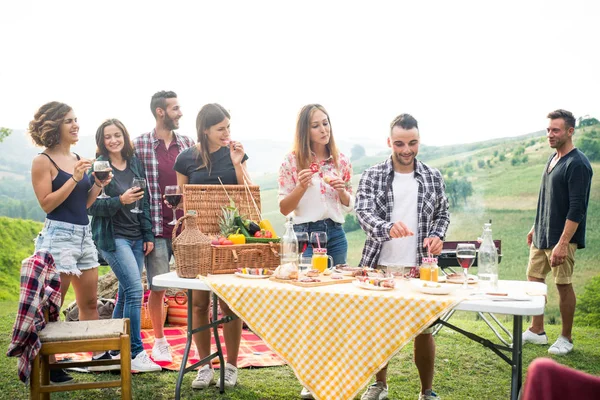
[203, 275, 465, 400]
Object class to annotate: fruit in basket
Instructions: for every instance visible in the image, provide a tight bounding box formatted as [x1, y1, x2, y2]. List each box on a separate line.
[254, 231, 263, 238]
[222, 239, 234, 245]
[218, 205, 239, 237]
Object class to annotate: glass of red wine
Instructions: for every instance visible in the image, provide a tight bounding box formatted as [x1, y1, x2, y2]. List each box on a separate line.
[130, 177, 146, 214]
[310, 231, 327, 250]
[93, 160, 111, 199]
[165, 185, 182, 225]
[456, 243, 476, 289]
[296, 232, 309, 255]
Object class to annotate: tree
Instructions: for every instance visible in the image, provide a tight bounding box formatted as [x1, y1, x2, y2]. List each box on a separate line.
[445, 177, 473, 208]
[0, 127, 12, 143]
[350, 144, 366, 161]
[477, 160, 485, 169]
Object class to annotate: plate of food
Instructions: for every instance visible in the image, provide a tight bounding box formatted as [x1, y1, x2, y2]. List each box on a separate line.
[445, 273, 478, 284]
[353, 277, 395, 291]
[333, 265, 363, 276]
[410, 279, 456, 295]
[235, 268, 273, 279]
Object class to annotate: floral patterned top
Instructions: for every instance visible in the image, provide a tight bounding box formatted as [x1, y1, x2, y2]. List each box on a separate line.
[278, 151, 354, 224]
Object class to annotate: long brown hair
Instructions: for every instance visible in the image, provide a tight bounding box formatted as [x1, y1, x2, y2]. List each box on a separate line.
[195, 103, 230, 172]
[95, 119, 135, 160]
[293, 104, 339, 170]
[28, 101, 72, 148]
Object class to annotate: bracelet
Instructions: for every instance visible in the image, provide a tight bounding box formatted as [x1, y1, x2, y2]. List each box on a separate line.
[95, 182, 103, 188]
[71, 176, 80, 183]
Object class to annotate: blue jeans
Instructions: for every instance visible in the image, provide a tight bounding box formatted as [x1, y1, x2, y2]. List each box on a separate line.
[100, 238, 144, 358]
[294, 219, 348, 267]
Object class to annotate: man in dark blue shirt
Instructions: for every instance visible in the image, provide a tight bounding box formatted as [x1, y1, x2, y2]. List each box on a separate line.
[522, 109, 593, 356]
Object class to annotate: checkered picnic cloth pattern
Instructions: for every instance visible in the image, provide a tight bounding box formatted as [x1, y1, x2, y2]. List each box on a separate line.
[203, 275, 464, 400]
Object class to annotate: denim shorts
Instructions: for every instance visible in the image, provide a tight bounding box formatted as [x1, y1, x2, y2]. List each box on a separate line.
[145, 237, 172, 290]
[35, 219, 98, 276]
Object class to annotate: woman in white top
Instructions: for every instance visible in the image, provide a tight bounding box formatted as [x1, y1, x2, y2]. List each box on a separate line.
[278, 104, 354, 267]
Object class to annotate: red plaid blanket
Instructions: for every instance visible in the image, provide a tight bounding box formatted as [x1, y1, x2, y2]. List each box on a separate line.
[56, 327, 285, 370]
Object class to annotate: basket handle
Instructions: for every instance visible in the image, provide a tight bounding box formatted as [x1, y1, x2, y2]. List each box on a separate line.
[172, 214, 191, 241]
[230, 248, 262, 263]
[174, 291, 187, 305]
[268, 242, 279, 257]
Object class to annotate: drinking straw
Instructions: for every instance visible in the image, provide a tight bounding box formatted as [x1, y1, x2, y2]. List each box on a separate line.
[316, 234, 321, 249]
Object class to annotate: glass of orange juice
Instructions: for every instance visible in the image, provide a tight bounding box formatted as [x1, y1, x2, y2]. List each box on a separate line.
[419, 257, 439, 282]
[311, 248, 333, 273]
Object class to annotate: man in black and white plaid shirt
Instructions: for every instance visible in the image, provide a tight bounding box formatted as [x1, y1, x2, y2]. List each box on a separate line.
[356, 113, 449, 400]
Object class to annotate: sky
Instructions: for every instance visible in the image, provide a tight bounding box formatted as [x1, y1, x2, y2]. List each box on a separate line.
[1, 0, 599, 150]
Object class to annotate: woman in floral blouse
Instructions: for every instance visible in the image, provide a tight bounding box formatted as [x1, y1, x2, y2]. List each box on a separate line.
[278, 104, 354, 267]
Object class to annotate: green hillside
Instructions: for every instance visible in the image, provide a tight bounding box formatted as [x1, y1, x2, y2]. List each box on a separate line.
[0, 217, 42, 300]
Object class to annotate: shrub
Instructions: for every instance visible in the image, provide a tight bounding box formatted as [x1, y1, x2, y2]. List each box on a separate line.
[343, 213, 361, 233]
[511, 157, 520, 166]
[521, 155, 528, 163]
[575, 275, 600, 328]
[499, 154, 506, 161]
[477, 160, 485, 169]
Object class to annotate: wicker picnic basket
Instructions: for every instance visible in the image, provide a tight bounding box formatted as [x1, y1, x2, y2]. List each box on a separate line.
[140, 301, 168, 329]
[172, 211, 213, 278]
[183, 184, 279, 274]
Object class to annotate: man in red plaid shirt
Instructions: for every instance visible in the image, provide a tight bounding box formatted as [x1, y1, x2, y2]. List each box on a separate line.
[133, 91, 194, 362]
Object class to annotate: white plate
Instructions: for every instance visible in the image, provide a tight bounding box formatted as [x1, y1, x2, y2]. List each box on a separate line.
[410, 279, 456, 295]
[445, 274, 478, 284]
[333, 269, 355, 276]
[352, 280, 395, 291]
[234, 272, 271, 279]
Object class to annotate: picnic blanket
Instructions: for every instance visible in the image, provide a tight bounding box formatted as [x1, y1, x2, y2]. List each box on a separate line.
[56, 326, 285, 370]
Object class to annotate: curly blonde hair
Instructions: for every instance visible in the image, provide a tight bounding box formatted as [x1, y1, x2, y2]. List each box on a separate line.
[28, 101, 72, 148]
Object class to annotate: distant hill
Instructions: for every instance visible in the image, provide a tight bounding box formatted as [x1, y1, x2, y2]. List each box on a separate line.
[0, 217, 42, 300]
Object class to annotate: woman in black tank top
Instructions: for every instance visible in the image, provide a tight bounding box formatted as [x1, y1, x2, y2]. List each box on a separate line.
[28, 102, 107, 380]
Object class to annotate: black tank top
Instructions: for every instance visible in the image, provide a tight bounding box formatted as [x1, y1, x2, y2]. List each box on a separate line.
[41, 153, 91, 226]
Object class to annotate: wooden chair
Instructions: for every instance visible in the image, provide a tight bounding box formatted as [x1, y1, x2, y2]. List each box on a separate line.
[30, 318, 132, 400]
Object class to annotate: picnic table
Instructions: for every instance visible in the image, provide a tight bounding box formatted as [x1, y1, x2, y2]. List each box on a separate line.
[153, 272, 546, 400]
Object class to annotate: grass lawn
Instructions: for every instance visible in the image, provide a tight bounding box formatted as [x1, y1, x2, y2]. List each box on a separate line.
[3, 300, 599, 399]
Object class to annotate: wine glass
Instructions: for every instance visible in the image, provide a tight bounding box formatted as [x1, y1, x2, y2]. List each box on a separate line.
[296, 232, 309, 255]
[130, 177, 146, 214]
[456, 243, 476, 289]
[93, 160, 111, 199]
[310, 231, 327, 251]
[165, 185, 182, 225]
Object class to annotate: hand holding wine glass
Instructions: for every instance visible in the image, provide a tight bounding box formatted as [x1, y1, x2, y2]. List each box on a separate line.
[130, 177, 147, 214]
[456, 243, 476, 289]
[93, 160, 112, 199]
[164, 185, 182, 225]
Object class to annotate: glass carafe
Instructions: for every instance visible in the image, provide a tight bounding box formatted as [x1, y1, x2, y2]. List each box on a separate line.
[477, 222, 499, 290]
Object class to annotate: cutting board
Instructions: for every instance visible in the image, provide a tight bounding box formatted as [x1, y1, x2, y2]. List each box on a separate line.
[269, 275, 355, 287]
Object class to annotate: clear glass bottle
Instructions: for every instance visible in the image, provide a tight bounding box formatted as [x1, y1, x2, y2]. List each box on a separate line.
[280, 216, 299, 273]
[478, 222, 499, 290]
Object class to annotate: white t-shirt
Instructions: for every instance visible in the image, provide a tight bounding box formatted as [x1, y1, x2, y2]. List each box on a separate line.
[378, 171, 419, 267]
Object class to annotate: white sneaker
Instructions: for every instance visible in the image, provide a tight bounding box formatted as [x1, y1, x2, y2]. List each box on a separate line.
[192, 365, 214, 389]
[216, 363, 238, 389]
[522, 328, 548, 345]
[300, 387, 314, 399]
[361, 382, 388, 400]
[131, 351, 162, 372]
[548, 336, 574, 355]
[152, 340, 173, 362]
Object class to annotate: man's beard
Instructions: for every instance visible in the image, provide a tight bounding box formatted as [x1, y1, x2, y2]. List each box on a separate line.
[164, 114, 178, 131]
[394, 152, 415, 166]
